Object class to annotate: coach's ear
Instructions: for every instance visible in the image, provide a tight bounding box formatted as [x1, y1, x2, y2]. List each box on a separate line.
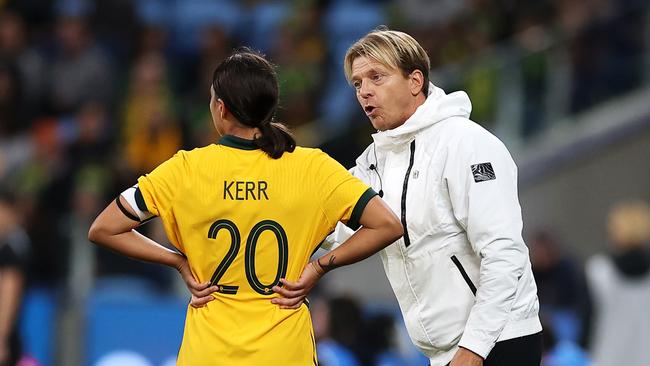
[409, 69, 424, 96]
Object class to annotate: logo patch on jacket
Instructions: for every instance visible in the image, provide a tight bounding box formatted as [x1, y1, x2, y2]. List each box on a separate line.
[471, 162, 496, 182]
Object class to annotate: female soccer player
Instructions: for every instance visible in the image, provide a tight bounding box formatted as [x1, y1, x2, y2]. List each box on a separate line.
[88, 49, 403, 366]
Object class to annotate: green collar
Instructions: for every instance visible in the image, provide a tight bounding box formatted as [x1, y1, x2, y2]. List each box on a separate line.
[218, 135, 259, 150]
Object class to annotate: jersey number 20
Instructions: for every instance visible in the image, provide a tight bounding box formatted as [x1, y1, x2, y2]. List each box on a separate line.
[207, 219, 288, 295]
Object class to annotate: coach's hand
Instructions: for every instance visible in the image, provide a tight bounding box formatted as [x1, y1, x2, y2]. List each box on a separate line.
[450, 347, 483, 366]
[271, 260, 325, 309]
[176, 257, 218, 308]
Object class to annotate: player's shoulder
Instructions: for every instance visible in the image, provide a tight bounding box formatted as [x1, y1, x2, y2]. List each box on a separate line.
[158, 146, 216, 173]
[186, 144, 217, 155]
[287, 146, 330, 161]
[176, 144, 221, 161]
[285, 146, 346, 170]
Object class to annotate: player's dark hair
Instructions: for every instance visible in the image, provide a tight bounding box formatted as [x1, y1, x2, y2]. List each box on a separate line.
[211, 48, 296, 159]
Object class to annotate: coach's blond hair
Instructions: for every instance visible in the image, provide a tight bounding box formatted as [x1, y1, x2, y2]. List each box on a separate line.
[344, 28, 431, 96]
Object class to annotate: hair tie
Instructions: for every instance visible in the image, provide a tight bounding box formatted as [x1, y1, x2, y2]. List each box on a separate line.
[260, 118, 273, 129]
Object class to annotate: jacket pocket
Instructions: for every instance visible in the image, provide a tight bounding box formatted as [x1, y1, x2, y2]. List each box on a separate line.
[450, 255, 477, 295]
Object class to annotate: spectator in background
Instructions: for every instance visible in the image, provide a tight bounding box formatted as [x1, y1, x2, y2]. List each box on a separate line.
[121, 52, 181, 176]
[66, 102, 112, 174]
[271, 4, 326, 127]
[562, 0, 645, 113]
[182, 25, 232, 148]
[0, 192, 30, 366]
[137, 25, 169, 57]
[12, 119, 70, 284]
[312, 294, 419, 366]
[540, 318, 590, 366]
[89, 0, 139, 65]
[0, 60, 24, 136]
[363, 312, 413, 366]
[584, 200, 650, 366]
[399, 0, 467, 29]
[313, 296, 362, 366]
[67, 166, 109, 300]
[49, 14, 114, 114]
[530, 229, 588, 334]
[513, 9, 552, 138]
[0, 10, 46, 126]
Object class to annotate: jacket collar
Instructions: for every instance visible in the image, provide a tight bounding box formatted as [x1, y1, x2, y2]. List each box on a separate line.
[372, 83, 472, 149]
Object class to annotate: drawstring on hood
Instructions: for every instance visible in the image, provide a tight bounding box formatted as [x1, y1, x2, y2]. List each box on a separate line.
[372, 83, 472, 148]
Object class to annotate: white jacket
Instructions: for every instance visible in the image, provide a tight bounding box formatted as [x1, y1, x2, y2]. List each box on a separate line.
[324, 84, 541, 365]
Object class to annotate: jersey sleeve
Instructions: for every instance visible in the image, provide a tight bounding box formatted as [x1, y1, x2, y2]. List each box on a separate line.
[136, 151, 188, 218]
[314, 152, 377, 230]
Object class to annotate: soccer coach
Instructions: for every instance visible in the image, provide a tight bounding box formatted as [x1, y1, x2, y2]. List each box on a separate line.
[274, 28, 542, 366]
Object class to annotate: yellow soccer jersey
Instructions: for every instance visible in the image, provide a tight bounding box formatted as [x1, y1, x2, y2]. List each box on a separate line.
[136, 135, 376, 366]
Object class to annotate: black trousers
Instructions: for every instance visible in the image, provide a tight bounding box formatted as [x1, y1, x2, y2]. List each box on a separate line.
[444, 332, 542, 366]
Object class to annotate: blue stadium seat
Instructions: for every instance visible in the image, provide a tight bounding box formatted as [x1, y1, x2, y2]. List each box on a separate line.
[20, 288, 57, 366]
[86, 277, 188, 366]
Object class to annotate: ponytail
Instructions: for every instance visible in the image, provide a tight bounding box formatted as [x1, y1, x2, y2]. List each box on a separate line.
[254, 121, 296, 159]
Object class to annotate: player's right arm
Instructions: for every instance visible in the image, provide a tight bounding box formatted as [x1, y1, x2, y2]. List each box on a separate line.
[87, 194, 218, 306]
[89, 151, 219, 307]
[88, 195, 185, 269]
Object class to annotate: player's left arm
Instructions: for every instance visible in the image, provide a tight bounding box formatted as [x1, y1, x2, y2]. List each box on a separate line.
[271, 195, 402, 308]
[88, 194, 217, 306]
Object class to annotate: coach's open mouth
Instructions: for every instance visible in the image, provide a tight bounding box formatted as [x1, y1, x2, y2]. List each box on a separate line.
[364, 105, 376, 115]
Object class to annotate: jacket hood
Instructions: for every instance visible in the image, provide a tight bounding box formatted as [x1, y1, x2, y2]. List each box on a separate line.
[372, 83, 472, 148]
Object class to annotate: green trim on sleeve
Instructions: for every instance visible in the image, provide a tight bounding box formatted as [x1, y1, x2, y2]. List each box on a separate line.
[134, 187, 149, 212]
[347, 188, 378, 230]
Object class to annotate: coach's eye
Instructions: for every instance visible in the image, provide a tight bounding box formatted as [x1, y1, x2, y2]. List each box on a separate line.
[352, 80, 361, 89]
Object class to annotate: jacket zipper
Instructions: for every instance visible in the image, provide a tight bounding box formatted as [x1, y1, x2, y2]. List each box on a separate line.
[401, 140, 416, 247]
[451, 255, 477, 295]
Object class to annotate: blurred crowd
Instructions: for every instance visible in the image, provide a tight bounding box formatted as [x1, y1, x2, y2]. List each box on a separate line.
[0, 0, 649, 365]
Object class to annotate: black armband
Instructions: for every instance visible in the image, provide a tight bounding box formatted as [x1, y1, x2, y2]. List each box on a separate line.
[115, 196, 141, 222]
